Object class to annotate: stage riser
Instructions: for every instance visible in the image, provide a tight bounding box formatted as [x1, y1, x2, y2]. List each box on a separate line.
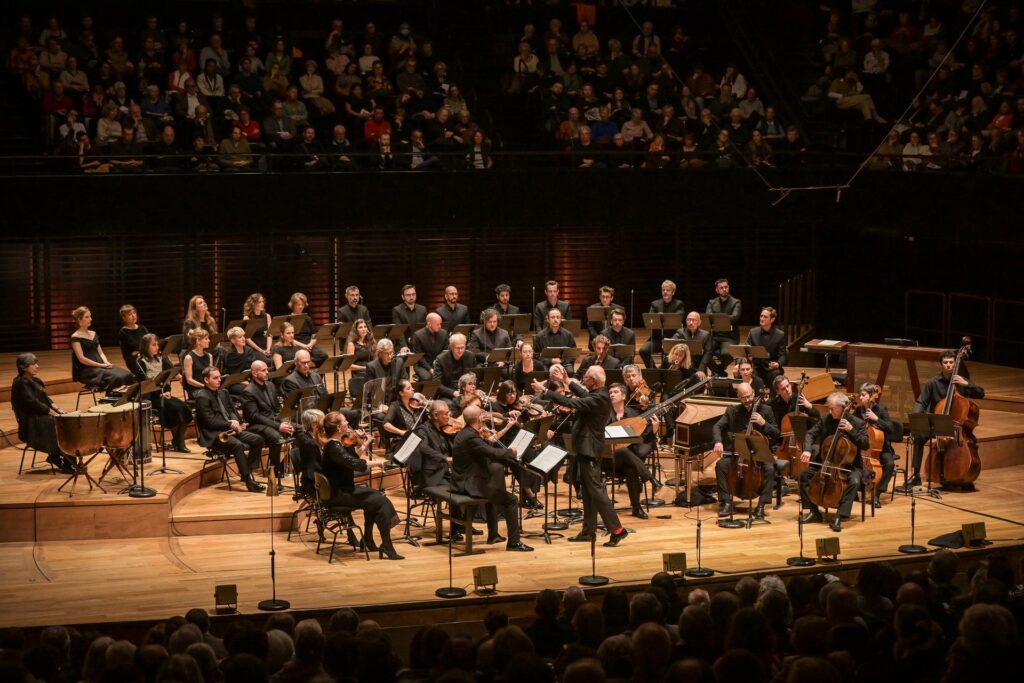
[169, 515, 297, 537]
[35, 500, 169, 542]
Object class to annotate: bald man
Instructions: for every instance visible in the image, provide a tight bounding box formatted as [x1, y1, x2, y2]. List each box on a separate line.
[411, 312, 449, 380]
[241, 360, 291, 482]
[436, 285, 470, 331]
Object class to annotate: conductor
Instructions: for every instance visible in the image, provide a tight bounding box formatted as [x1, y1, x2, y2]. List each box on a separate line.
[533, 366, 629, 547]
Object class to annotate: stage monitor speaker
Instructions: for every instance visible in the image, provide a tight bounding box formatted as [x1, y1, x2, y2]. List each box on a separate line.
[816, 537, 841, 561]
[962, 522, 987, 546]
[663, 552, 687, 574]
[214, 584, 238, 613]
[473, 565, 498, 593]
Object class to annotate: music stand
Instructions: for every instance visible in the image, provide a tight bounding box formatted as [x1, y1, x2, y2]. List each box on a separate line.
[391, 431, 425, 546]
[727, 345, 769, 363]
[728, 433, 775, 529]
[587, 306, 614, 328]
[319, 354, 355, 394]
[315, 323, 347, 357]
[485, 348, 515, 366]
[608, 344, 635, 361]
[605, 369, 624, 386]
[279, 387, 317, 423]
[269, 314, 303, 338]
[471, 366, 504, 394]
[372, 323, 408, 343]
[222, 370, 251, 391]
[561, 319, 582, 335]
[145, 368, 188, 476]
[359, 378, 386, 423]
[270, 361, 296, 381]
[527, 370, 550, 385]
[316, 391, 348, 413]
[702, 313, 733, 334]
[116, 381, 157, 499]
[540, 347, 580, 367]
[898, 413, 953, 555]
[498, 314, 531, 336]
[453, 323, 475, 337]
[660, 338, 685, 355]
[411, 380, 440, 399]
[527, 442, 568, 544]
[160, 335, 183, 358]
[397, 352, 424, 377]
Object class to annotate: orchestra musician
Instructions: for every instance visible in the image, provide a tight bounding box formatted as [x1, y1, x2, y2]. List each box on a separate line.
[608, 382, 663, 518]
[533, 280, 572, 332]
[746, 307, 787, 390]
[798, 392, 869, 531]
[712, 382, 780, 520]
[855, 383, 901, 507]
[242, 292, 273, 358]
[906, 350, 985, 488]
[436, 285, 470, 331]
[468, 308, 514, 366]
[409, 399, 455, 493]
[512, 342, 541, 393]
[533, 308, 577, 373]
[601, 307, 636, 348]
[669, 312, 713, 379]
[479, 381, 544, 509]
[586, 286, 618, 347]
[70, 306, 135, 391]
[452, 405, 534, 552]
[315, 410, 404, 560]
[533, 366, 630, 547]
[281, 349, 325, 401]
[639, 280, 685, 369]
[194, 366, 267, 493]
[116, 304, 148, 368]
[706, 278, 741, 372]
[576, 334, 621, 378]
[391, 284, 426, 350]
[457, 373, 486, 416]
[411, 312, 449, 381]
[271, 322, 300, 369]
[493, 284, 520, 316]
[182, 328, 214, 400]
[432, 333, 477, 410]
[768, 375, 819, 437]
[382, 379, 423, 455]
[734, 358, 765, 396]
[134, 334, 193, 453]
[240, 360, 291, 486]
[181, 294, 218, 356]
[621, 364, 651, 410]
[12, 352, 74, 473]
[343, 319, 375, 401]
[219, 326, 256, 398]
[364, 339, 406, 407]
[337, 285, 372, 326]
[287, 292, 327, 364]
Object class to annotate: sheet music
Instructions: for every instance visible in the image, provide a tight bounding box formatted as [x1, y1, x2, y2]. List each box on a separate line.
[393, 433, 421, 465]
[529, 444, 567, 475]
[509, 429, 535, 461]
[604, 425, 630, 439]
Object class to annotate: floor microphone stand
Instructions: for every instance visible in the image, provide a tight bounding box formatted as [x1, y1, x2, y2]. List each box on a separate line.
[579, 532, 609, 586]
[898, 485, 928, 554]
[258, 470, 290, 611]
[685, 494, 714, 578]
[127, 397, 155, 498]
[436, 462, 467, 598]
[786, 495, 815, 566]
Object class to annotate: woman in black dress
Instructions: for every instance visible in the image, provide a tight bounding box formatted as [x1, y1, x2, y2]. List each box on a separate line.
[70, 306, 134, 390]
[182, 294, 218, 356]
[272, 322, 300, 370]
[134, 334, 193, 452]
[344, 318, 375, 403]
[219, 326, 257, 398]
[11, 353, 73, 472]
[116, 304, 149, 368]
[242, 292, 272, 358]
[381, 379, 426, 456]
[315, 411, 403, 560]
[287, 292, 327, 364]
[182, 328, 214, 400]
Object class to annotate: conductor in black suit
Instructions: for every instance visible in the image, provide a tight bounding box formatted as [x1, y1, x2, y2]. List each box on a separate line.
[452, 405, 533, 552]
[194, 367, 266, 492]
[533, 366, 629, 547]
[240, 360, 291, 484]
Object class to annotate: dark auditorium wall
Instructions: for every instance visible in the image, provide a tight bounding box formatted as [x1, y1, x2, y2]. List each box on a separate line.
[1, 170, 1020, 365]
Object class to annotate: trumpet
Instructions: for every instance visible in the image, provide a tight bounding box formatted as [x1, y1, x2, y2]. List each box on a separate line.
[218, 423, 248, 442]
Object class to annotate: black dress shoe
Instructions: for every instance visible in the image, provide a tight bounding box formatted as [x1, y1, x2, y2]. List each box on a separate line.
[527, 498, 544, 510]
[568, 533, 596, 543]
[651, 478, 664, 494]
[830, 516, 842, 532]
[486, 534, 506, 545]
[717, 502, 735, 518]
[872, 498, 883, 509]
[471, 528, 484, 536]
[631, 508, 649, 520]
[603, 528, 629, 547]
[506, 541, 534, 552]
[754, 504, 766, 520]
[378, 545, 404, 560]
[360, 537, 379, 553]
[449, 532, 465, 543]
[905, 473, 922, 488]
[245, 477, 266, 493]
[800, 511, 823, 524]
[173, 443, 192, 453]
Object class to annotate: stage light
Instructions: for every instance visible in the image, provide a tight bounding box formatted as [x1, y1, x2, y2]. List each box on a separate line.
[815, 537, 841, 562]
[662, 552, 687, 575]
[472, 565, 498, 594]
[962, 522, 988, 547]
[214, 584, 238, 614]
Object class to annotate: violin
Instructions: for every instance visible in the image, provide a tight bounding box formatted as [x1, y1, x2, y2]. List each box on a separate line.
[629, 379, 652, 409]
[341, 428, 373, 450]
[925, 337, 981, 486]
[441, 418, 462, 436]
[409, 392, 429, 410]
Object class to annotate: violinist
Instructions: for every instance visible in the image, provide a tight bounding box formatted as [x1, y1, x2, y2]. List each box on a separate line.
[533, 308, 577, 373]
[468, 308, 514, 365]
[492, 381, 544, 509]
[315, 410, 403, 560]
[622, 364, 651, 410]
[452, 405, 534, 552]
[668, 312, 712, 378]
[608, 382, 664, 518]
[576, 335, 621, 379]
[409, 400, 455, 492]
[600, 307, 636, 348]
[745, 307, 787, 390]
[640, 280, 686, 369]
[712, 382, 780, 520]
[432, 333, 478, 410]
[798, 392, 869, 532]
[511, 342, 540, 392]
[411, 312, 449, 380]
[907, 350, 985, 487]
[457, 372, 487, 416]
[382, 379, 422, 445]
[855, 383, 901, 508]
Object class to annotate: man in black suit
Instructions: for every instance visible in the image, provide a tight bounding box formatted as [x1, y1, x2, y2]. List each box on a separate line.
[194, 367, 266, 492]
[452, 405, 533, 552]
[410, 400, 454, 491]
[669, 311, 713, 378]
[240, 360, 290, 484]
[392, 283, 426, 350]
[533, 280, 572, 331]
[746, 307, 787, 390]
[586, 286, 618, 347]
[640, 279, 686, 368]
[533, 308, 577, 373]
[493, 284, 520, 316]
[432, 333, 477, 409]
[533, 366, 629, 547]
[600, 307, 635, 347]
[280, 350, 325, 400]
[436, 285, 470, 332]
[706, 278, 742, 371]
[364, 339, 407, 406]
[337, 285, 371, 326]
[468, 308, 514, 365]
[712, 382, 780, 520]
[411, 312, 449, 381]
[575, 335, 621, 379]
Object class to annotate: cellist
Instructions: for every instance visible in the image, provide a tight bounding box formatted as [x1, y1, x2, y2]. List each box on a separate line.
[798, 392, 869, 532]
[907, 350, 985, 488]
[854, 383, 902, 508]
[712, 382, 779, 520]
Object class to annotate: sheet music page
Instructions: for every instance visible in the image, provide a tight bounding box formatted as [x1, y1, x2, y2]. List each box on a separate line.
[509, 429, 535, 460]
[393, 433, 422, 465]
[604, 425, 629, 439]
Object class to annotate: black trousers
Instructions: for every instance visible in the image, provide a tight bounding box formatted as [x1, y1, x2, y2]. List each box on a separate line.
[211, 430, 264, 479]
[578, 455, 621, 536]
[875, 450, 895, 498]
[484, 487, 521, 544]
[798, 466, 863, 518]
[329, 485, 398, 547]
[414, 364, 433, 381]
[715, 454, 776, 505]
[609, 448, 645, 510]
[246, 424, 284, 474]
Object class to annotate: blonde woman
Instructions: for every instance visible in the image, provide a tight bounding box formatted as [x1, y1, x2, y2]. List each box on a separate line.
[70, 306, 135, 390]
[182, 328, 214, 399]
[182, 294, 218, 355]
[242, 292, 272, 357]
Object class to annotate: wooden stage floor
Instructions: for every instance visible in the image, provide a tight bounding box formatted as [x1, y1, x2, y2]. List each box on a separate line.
[1, 442, 1023, 630]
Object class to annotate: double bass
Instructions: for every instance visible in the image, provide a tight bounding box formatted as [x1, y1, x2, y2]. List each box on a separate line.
[775, 372, 810, 477]
[724, 393, 770, 502]
[924, 338, 981, 486]
[806, 399, 859, 511]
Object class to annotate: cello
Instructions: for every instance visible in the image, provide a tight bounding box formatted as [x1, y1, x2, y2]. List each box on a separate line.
[859, 386, 886, 483]
[775, 372, 810, 477]
[725, 393, 771, 502]
[924, 338, 981, 486]
[806, 399, 859, 512]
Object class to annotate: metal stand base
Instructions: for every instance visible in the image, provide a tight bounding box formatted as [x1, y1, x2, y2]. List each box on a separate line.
[717, 519, 745, 529]
[126, 485, 157, 498]
[786, 556, 816, 567]
[579, 574, 609, 586]
[898, 544, 929, 554]
[685, 567, 714, 578]
[435, 587, 467, 599]
[258, 598, 290, 611]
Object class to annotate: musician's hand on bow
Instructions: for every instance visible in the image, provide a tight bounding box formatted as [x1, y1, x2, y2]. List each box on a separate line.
[713, 441, 724, 455]
[751, 411, 766, 426]
[800, 450, 811, 463]
[952, 374, 969, 386]
[839, 418, 853, 432]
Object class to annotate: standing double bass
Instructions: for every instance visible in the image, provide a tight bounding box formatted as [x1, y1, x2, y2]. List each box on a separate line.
[924, 338, 981, 486]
